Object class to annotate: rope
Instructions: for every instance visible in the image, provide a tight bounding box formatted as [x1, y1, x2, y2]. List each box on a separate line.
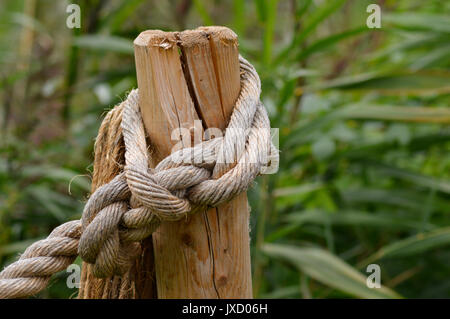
[0, 55, 278, 298]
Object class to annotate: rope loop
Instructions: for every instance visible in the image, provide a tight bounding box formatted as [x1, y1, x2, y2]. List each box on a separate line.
[0, 55, 279, 297]
[77, 55, 278, 277]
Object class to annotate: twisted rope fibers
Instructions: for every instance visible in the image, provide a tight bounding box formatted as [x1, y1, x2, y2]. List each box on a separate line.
[0, 56, 278, 298]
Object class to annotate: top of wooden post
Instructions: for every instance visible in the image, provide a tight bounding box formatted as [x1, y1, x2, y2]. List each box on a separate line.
[133, 27, 241, 159]
[133, 26, 252, 299]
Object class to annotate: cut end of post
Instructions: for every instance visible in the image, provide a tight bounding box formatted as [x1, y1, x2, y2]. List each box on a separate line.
[134, 26, 238, 50]
[134, 30, 178, 49]
[180, 26, 239, 48]
[198, 26, 239, 46]
[134, 26, 241, 136]
[133, 26, 250, 299]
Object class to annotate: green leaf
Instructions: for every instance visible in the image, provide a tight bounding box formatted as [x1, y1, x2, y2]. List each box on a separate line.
[314, 72, 450, 95]
[21, 166, 90, 192]
[273, 183, 324, 210]
[254, 0, 268, 23]
[312, 71, 384, 90]
[284, 109, 343, 148]
[294, 0, 313, 20]
[341, 104, 450, 124]
[261, 286, 299, 298]
[296, 27, 368, 61]
[232, 0, 246, 35]
[0, 238, 43, 256]
[274, 182, 324, 198]
[285, 210, 434, 230]
[26, 186, 70, 221]
[275, 0, 347, 64]
[341, 188, 449, 212]
[383, 13, 450, 33]
[0, 237, 44, 256]
[285, 104, 450, 150]
[367, 228, 450, 261]
[193, 0, 213, 26]
[410, 44, 450, 71]
[292, 0, 347, 46]
[370, 33, 448, 61]
[9, 12, 48, 34]
[100, 0, 146, 32]
[338, 132, 450, 159]
[366, 162, 450, 194]
[73, 35, 134, 54]
[262, 243, 402, 298]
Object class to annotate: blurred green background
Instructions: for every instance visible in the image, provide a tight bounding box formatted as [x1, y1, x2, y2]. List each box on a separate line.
[1, 0, 450, 298]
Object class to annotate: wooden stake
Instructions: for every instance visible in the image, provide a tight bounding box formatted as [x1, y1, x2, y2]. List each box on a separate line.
[134, 26, 252, 298]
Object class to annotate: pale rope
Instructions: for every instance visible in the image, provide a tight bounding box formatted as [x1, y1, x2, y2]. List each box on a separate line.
[0, 55, 278, 298]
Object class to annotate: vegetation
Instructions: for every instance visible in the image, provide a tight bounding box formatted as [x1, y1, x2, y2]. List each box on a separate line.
[1, 0, 449, 298]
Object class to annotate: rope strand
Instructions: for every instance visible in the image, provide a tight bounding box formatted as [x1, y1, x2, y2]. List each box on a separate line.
[0, 56, 278, 298]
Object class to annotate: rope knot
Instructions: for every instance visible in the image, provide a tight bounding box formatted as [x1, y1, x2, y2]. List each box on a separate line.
[77, 56, 279, 278]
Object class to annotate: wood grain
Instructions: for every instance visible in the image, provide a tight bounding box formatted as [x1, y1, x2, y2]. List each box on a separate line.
[134, 26, 252, 298]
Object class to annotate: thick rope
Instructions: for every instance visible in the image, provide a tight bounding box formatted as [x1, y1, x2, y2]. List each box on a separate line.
[0, 56, 278, 298]
[0, 221, 81, 298]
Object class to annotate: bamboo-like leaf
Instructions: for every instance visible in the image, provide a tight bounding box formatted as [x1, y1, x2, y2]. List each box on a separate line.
[275, 0, 347, 64]
[285, 105, 450, 150]
[100, 0, 146, 32]
[0, 238, 43, 256]
[366, 228, 450, 262]
[291, 0, 347, 46]
[383, 13, 450, 33]
[21, 166, 90, 192]
[274, 182, 324, 198]
[341, 188, 449, 212]
[296, 27, 368, 61]
[370, 33, 448, 61]
[338, 132, 450, 159]
[261, 286, 299, 299]
[193, 0, 213, 26]
[284, 109, 343, 148]
[262, 243, 402, 298]
[341, 105, 450, 124]
[232, 0, 246, 35]
[410, 44, 450, 71]
[261, 0, 278, 66]
[254, 0, 268, 23]
[364, 162, 450, 194]
[26, 186, 70, 221]
[314, 72, 450, 95]
[9, 12, 48, 34]
[285, 210, 434, 230]
[73, 35, 134, 54]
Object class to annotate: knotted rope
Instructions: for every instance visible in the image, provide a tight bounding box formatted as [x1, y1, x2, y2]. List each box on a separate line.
[0, 56, 278, 299]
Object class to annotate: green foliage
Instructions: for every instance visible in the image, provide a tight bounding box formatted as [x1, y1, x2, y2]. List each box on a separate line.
[73, 35, 134, 54]
[262, 243, 401, 298]
[0, 0, 449, 299]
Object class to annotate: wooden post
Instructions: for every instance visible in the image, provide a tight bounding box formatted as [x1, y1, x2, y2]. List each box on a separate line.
[134, 26, 252, 298]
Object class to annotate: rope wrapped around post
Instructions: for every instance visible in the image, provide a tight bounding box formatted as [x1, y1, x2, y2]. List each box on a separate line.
[0, 56, 278, 299]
